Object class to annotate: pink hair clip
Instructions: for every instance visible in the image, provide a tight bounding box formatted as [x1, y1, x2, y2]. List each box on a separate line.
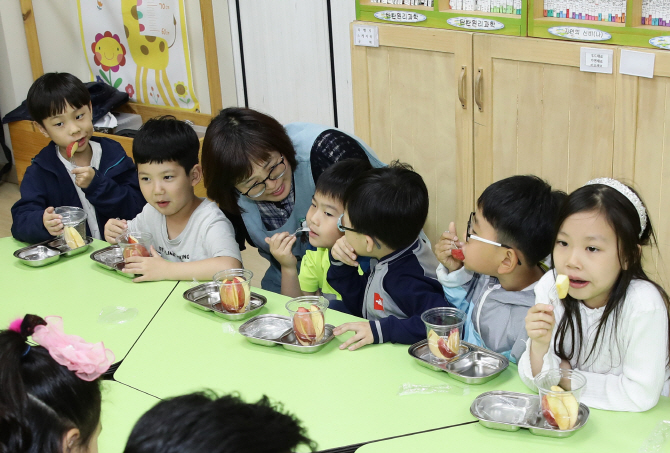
[31, 316, 115, 381]
[8, 318, 22, 334]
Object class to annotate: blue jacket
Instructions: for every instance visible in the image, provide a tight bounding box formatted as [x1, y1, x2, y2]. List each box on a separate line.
[327, 237, 453, 345]
[11, 137, 145, 244]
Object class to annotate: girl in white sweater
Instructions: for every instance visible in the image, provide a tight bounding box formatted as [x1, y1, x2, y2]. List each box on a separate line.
[519, 178, 670, 411]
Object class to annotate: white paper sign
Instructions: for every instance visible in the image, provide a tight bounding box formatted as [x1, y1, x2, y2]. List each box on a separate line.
[620, 50, 655, 79]
[374, 11, 426, 23]
[548, 26, 611, 41]
[137, 0, 176, 39]
[447, 17, 504, 30]
[580, 47, 613, 74]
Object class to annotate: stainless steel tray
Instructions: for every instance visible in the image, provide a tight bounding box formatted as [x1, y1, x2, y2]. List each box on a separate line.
[14, 236, 94, 267]
[470, 390, 590, 438]
[408, 340, 508, 384]
[183, 282, 267, 321]
[238, 314, 335, 354]
[89, 245, 135, 278]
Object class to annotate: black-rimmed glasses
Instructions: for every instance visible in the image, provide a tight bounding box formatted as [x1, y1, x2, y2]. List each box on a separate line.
[240, 155, 287, 198]
[337, 214, 381, 249]
[466, 212, 522, 265]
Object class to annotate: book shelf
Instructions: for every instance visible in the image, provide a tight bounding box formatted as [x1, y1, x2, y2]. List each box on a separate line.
[528, 0, 670, 49]
[356, 0, 528, 36]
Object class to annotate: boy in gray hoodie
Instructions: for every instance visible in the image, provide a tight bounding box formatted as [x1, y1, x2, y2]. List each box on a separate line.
[436, 175, 566, 363]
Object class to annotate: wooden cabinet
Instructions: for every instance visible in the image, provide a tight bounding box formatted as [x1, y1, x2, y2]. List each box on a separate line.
[351, 23, 475, 242]
[352, 21, 670, 284]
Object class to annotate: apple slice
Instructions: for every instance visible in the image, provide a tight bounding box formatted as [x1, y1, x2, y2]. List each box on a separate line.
[309, 304, 325, 343]
[556, 274, 569, 299]
[66, 141, 79, 158]
[451, 249, 465, 261]
[219, 276, 250, 313]
[63, 226, 85, 249]
[293, 307, 316, 345]
[128, 234, 139, 244]
[428, 329, 458, 360]
[445, 328, 460, 357]
[542, 393, 571, 430]
[551, 385, 579, 429]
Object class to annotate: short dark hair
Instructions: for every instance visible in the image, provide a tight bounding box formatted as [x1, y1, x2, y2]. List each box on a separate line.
[201, 108, 298, 215]
[123, 391, 316, 453]
[315, 158, 373, 204]
[27, 72, 91, 126]
[477, 175, 567, 265]
[344, 161, 428, 250]
[133, 116, 200, 173]
[0, 315, 102, 453]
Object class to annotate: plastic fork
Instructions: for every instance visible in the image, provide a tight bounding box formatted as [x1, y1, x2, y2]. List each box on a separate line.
[291, 226, 310, 237]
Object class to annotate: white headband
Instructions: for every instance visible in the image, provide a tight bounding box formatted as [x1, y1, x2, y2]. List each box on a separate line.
[585, 178, 647, 238]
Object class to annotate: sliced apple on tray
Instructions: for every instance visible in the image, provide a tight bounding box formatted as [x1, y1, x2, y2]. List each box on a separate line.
[293, 304, 325, 346]
[219, 276, 250, 313]
[542, 385, 579, 430]
[427, 328, 460, 360]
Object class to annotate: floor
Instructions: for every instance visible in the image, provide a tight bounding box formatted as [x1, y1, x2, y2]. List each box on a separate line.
[0, 182, 270, 280]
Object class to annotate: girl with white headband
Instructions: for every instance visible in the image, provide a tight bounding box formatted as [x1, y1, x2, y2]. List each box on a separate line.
[519, 178, 670, 411]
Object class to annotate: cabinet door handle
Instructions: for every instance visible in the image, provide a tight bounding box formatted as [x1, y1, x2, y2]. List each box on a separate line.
[458, 66, 466, 109]
[475, 68, 483, 112]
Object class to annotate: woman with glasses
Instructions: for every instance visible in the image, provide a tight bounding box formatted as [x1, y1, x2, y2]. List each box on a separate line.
[201, 107, 384, 292]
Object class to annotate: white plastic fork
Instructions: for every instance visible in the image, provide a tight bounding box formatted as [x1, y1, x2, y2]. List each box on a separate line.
[290, 226, 310, 237]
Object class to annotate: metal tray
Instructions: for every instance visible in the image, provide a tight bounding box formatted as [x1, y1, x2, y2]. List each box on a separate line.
[14, 236, 94, 267]
[408, 340, 509, 384]
[470, 390, 590, 438]
[183, 282, 267, 321]
[89, 246, 136, 278]
[238, 314, 335, 354]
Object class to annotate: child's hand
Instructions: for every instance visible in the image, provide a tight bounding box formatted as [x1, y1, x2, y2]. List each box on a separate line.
[331, 236, 358, 267]
[434, 222, 464, 272]
[265, 232, 297, 268]
[43, 207, 63, 236]
[333, 322, 374, 351]
[105, 218, 127, 244]
[123, 246, 170, 282]
[71, 166, 95, 189]
[525, 303, 555, 347]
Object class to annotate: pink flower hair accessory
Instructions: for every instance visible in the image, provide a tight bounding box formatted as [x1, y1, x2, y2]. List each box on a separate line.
[31, 316, 115, 381]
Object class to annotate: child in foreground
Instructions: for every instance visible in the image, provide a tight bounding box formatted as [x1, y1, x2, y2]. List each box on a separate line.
[105, 117, 242, 282]
[327, 161, 451, 350]
[520, 178, 670, 411]
[123, 391, 315, 453]
[11, 72, 144, 243]
[0, 314, 114, 453]
[435, 175, 566, 362]
[266, 158, 372, 300]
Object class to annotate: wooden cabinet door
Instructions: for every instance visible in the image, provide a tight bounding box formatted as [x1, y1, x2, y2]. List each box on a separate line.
[351, 22, 474, 243]
[614, 47, 670, 284]
[473, 34, 617, 198]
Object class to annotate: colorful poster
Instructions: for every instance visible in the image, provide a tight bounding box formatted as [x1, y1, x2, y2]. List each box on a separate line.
[77, 0, 199, 111]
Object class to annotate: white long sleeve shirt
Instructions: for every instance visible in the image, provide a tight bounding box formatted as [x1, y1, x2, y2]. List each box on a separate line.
[518, 271, 670, 412]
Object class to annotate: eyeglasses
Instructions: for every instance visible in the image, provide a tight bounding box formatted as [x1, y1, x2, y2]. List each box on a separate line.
[337, 214, 381, 249]
[240, 155, 287, 198]
[466, 212, 522, 265]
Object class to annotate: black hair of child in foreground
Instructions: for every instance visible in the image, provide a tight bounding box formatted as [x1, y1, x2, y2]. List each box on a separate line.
[328, 161, 451, 350]
[123, 391, 316, 453]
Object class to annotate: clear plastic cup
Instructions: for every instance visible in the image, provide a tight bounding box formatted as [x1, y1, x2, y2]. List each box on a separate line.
[117, 231, 153, 262]
[55, 206, 87, 239]
[214, 269, 253, 313]
[285, 296, 329, 346]
[421, 307, 466, 362]
[535, 369, 587, 431]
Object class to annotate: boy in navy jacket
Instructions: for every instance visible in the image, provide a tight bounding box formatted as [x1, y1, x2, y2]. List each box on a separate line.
[328, 161, 452, 350]
[11, 73, 144, 244]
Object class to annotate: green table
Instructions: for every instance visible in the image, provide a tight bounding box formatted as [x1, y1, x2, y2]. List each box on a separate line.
[355, 396, 670, 453]
[99, 381, 160, 452]
[1, 237, 178, 361]
[114, 282, 528, 451]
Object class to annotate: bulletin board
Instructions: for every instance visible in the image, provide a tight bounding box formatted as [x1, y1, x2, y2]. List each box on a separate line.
[77, 0, 199, 112]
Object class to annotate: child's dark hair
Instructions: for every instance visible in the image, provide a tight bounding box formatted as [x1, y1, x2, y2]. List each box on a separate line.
[478, 175, 567, 265]
[0, 315, 102, 453]
[315, 158, 373, 204]
[552, 183, 670, 367]
[133, 116, 200, 173]
[27, 72, 91, 126]
[344, 161, 427, 250]
[202, 108, 299, 215]
[123, 391, 316, 453]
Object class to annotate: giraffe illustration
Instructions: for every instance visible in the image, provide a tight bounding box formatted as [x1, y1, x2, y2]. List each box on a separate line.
[121, 0, 179, 107]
